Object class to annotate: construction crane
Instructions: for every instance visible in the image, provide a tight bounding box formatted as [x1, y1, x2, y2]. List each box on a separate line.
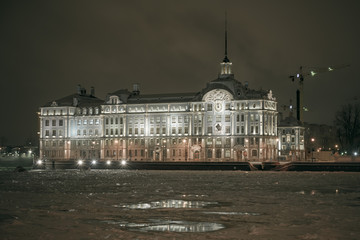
[289, 64, 350, 122]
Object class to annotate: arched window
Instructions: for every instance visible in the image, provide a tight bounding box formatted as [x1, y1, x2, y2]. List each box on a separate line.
[216, 149, 221, 158]
[252, 149, 258, 157]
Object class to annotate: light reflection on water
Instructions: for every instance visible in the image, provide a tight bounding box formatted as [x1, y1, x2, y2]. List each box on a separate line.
[116, 199, 218, 209]
[104, 219, 225, 232]
[203, 211, 261, 216]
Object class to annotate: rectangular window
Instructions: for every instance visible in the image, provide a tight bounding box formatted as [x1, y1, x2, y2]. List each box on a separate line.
[178, 116, 183, 123]
[172, 149, 176, 156]
[216, 115, 221, 122]
[135, 128, 139, 134]
[255, 126, 259, 134]
[129, 128, 133, 134]
[225, 115, 230, 122]
[59, 130, 63, 137]
[52, 120, 56, 126]
[106, 129, 109, 135]
[83, 119, 87, 125]
[184, 127, 188, 134]
[208, 126, 212, 134]
[45, 120, 49, 126]
[225, 149, 231, 158]
[52, 130, 56, 136]
[156, 127, 160, 134]
[150, 128, 154, 134]
[226, 126, 230, 134]
[141, 128, 144, 134]
[172, 117, 176, 123]
[162, 127, 166, 135]
[59, 119, 63, 126]
[45, 130, 49, 136]
[207, 104, 212, 111]
[172, 127, 176, 134]
[89, 119, 93, 125]
[241, 115, 244, 122]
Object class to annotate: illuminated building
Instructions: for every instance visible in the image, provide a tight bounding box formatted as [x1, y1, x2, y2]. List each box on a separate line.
[38, 26, 279, 166]
[277, 115, 305, 161]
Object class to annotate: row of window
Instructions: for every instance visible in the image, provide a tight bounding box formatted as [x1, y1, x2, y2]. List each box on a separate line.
[45, 119, 63, 127]
[77, 119, 100, 125]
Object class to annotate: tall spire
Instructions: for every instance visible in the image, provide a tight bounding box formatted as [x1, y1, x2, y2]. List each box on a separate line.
[223, 11, 230, 63]
[220, 11, 233, 77]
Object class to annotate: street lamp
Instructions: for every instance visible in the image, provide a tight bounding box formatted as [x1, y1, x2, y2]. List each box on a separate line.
[115, 140, 119, 161]
[183, 139, 188, 161]
[311, 138, 315, 162]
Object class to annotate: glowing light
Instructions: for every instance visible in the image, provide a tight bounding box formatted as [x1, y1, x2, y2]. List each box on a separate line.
[78, 160, 83, 165]
[37, 160, 43, 165]
[91, 160, 97, 165]
[121, 160, 127, 166]
[354, 152, 358, 156]
[328, 67, 333, 71]
[310, 71, 316, 76]
[106, 160, 111, 165]
[311, 138, 315, 142]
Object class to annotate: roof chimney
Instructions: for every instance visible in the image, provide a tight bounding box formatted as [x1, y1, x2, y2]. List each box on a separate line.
[90, 86, 95, 96]
[132, 83, 140, 95]
[77, 84, 82, 95]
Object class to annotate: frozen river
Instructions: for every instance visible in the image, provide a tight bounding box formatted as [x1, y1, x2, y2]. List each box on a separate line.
[1, 170, 360, 239]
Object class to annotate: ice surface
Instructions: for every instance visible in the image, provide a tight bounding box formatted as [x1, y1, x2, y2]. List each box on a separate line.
[0, 170, 360, 239]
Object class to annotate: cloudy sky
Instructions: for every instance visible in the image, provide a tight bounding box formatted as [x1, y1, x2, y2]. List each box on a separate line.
[1, 0, 359, 145]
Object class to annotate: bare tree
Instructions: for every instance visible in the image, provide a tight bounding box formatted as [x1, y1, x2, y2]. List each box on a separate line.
[334, 103, 360, 155]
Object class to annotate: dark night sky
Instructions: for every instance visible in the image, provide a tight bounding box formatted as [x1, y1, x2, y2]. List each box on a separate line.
[1, 0, 360, 145]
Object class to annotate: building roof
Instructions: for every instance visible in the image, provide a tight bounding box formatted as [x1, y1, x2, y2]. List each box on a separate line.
[42, 93, 104, 108]
[279, 115, 303, 127]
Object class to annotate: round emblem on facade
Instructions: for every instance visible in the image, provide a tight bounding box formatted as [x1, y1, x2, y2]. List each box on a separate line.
[215, 101, 222, 112]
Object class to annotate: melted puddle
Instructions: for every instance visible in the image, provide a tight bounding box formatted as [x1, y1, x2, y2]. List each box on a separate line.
[105, 219, 225, 232]
[115, 199, 219, 209]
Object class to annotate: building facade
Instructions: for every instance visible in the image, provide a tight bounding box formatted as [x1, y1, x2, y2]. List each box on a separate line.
[39, 55, 279, 165]
[277, 115, 305, 161]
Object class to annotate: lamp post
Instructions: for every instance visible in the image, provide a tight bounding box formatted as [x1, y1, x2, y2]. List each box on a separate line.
[311, 138, 315, 162]
[183, 139, 187, 161]
[114, 140, 119, 161]
[162, 139, 166, 161]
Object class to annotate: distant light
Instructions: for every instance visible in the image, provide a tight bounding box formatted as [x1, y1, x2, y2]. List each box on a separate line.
[121, 160, 127, 166]
[328, 67, 333, 71]
[354, 152, 358, 156]
[37, 160, 43, 165]
[310, 71, 316, 76]
[106, 160, 111, 165]
[91, 160, 97, 165]
[78, 160, 83, 165]
[296, 73, 300, 78]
